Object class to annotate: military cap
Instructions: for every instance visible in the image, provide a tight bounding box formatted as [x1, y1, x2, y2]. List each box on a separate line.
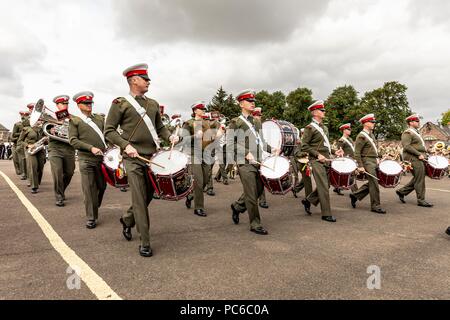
[191, 101, 207, 111]
[359, 113, 376, 124]
[236, 89, 256, 102]
[73, 91, 94, 104]
[252, 107, 262, 116]
[339, 123, 352, 131]
[123, 63, 150, 81]
[172, 114, 182, 119]
[19, 111, 30, 116]
[308, 100, 325, 112]
[406, 114, 420, 123]
[53, 95, 70, 104]
[27, 103, 35, 111]
[301, 128, 305, 134]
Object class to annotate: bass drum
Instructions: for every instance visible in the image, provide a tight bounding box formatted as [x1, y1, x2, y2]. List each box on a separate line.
[262, 120, 296, 157]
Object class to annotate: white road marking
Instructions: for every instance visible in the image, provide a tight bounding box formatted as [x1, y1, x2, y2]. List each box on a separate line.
[428, 188, 450, 193]
[0, 171, 122, 300]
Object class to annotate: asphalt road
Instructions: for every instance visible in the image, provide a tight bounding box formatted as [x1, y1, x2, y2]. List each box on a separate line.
[0, 160, 449, 300]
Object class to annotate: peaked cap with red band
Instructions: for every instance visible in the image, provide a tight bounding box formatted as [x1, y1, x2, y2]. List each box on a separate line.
[172, 114, 181, 119]
[27, 103, 35, 111]
[359, 113, 376, 124]
[20, 111, 30, 116]
[308, 100, 325, 112]
[406, 114, 420, 123]
[53, 95, 70, 104]
[191, 101, 207, 111]
[339, 123, 352, 131]
[123, 63, 150, 81]
[73, 91, 94, 104]
[236, 89, 256, 102]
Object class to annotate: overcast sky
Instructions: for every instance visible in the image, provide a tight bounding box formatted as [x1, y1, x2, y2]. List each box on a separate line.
[1, 0, 449, 130]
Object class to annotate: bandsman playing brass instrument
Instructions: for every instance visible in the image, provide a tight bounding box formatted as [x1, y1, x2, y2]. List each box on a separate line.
[350, 114, 386, 214]
[49, 95, 75, 207]
[395, 114, 433, 207]
[69, 91, 107, 229]
[300, 100, 344, 223]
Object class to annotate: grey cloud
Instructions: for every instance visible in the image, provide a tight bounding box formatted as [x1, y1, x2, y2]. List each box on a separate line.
[112, 0, 331, 45]
[408, 0, 450, 26]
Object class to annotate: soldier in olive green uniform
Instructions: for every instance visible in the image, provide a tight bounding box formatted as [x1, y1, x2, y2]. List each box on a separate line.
[49, 95, 76, 207]
[105, 63, 179, 257]
[11, 112, 28, 177]
[395, 114, 433, 207]
[227, 90, 273, 235]
[19, 119, 46, 193]
[69, 91, 107, 229]
[293, 128, 313, 199]
[335, 123, 358, 194]
[252, 107, 269, 208]
[350, 114, 386, 214]
[300, 101, 344, 223]
[183, 102, 223, 217]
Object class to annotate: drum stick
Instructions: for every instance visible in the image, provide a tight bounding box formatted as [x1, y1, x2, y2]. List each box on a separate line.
[136, 155, 166, 169]
[356, 170, 379, 181]
[169, 126, 180, 160]
[253, 160, 274, 171]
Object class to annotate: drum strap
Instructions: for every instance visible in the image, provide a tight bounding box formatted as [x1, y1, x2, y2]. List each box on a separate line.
[360, 131, 378, 156]
[239, 115, 264, 153]
[310, 122, 331, 154]
[341, 137, 355, 153]
[125, 94, 161, 150]
[79, 114, 107, 148]
[407, 129, 426, 149]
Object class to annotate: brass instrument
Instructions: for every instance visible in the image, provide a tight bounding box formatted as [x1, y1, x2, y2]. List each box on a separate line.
[431, 141, 446, 155]
[161, 113, 171, 126]
[27, 136, 49, 155]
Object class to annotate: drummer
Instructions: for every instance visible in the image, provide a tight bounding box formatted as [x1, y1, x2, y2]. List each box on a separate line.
[334, 123, 358, 195]
[300, 100, 344, 222]
[395, 114, 433, 207]
[350, 114, 386, 214]
[104, 63, 179, 257]
[227, 89, 274, 235]
[68, 91, 107, 229]
[252, 107, 269, 209]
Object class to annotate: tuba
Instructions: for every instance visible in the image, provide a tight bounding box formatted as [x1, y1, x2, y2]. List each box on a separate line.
[27, 136, 49, 155]
[432, 141, 446, 154]
[29, 98, 70, 144]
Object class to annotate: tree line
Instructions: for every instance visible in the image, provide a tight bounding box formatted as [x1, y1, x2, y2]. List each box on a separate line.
[207, 81, 442, 141]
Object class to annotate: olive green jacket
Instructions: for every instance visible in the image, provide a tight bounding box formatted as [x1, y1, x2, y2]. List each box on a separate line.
[354, 130, 378, 167]
[401, 128, 426, 162]
[69, 114, 105, 161]
[337, 136, 355, 157]
[300, 120, 332, 159]
[104, 96, 171, 156]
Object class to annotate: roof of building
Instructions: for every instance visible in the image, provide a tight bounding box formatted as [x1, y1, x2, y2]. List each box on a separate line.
[0, 123, 10, 132]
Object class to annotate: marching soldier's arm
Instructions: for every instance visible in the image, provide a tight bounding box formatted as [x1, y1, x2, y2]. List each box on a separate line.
[104, 102, 129, 150]
[225, 119, 238, 162]
[336, 139, 345, 152]
[354, 136, 365, 167]
[68, 119, 94, 152]
[401, 132, 422, 157]
[11, 124, 20, 143]
[300, 126, 320, 158]
[17, 128, 28, 146]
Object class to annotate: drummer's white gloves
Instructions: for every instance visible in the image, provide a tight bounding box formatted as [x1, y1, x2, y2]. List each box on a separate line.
[169, 135, 180, 144]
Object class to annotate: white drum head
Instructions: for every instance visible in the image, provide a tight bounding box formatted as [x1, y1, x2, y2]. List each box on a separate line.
[379, 160, 403, 175]
[103, 147, 122, 170]
[428, 155, 448, 169]
[260, 156, 290, 179]
[262, 121, 282, 149]
[331, 158, 357, 174]
[151, 150, 188, 175]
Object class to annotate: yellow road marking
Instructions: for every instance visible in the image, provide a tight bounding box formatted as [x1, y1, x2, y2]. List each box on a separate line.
[0, 171, 121, 300]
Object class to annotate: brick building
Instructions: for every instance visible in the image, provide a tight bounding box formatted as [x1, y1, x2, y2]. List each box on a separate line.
[420, 122, 450, 149]
[0, 123, 11, 142]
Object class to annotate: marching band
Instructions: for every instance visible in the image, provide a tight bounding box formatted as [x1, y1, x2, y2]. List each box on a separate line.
[8, 62, 450, 257]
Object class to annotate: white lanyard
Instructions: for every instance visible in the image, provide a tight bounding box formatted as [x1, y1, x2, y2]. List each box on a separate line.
[239, 115, 264, 152]
[125, 94, 161, 149]
[407, 128, 426, 149]
[310, 122, 331, 154]
[361, 131, 378, 156]
[341, 137, 355, 153]
[80, 114, 107, 148]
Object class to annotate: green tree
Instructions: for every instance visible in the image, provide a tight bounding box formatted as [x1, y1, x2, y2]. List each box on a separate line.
[441, 109, 450, 126]
[255, 90, 286, 120]
[325, 85, 360, 140]
[284, 87, 314, 129]
[359, 81, 412, 140]
[208, 86, 228, 113]
[222, 93, 240, 119]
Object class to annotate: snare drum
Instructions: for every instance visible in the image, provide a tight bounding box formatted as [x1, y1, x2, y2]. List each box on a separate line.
[329, 157, 357, 190]
[425, 155, 449, 180]
[148, 150, 193, 201]
[377, 160, 403, 188]
[262, 120, 296, 157]
[101, 147, 128, 188]
[260, 155, 293, 195]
